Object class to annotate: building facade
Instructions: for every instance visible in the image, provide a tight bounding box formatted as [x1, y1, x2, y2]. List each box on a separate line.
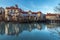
[0, 7, 5, 21]
[46, 13, 60, 20]
[0, 4, 43, 22]
[5, 5, 20, 21]
[46, 13, 60, 23]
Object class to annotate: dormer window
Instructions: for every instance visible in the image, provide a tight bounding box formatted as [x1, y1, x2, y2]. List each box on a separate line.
[28, 10, 31, 14]
[29, 12, 31, 14]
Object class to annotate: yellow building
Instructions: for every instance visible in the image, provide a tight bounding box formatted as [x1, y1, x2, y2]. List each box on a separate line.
[27, 11, 42, 21]
[37, 11, 42, 20]
[5, 5, 19, 21]
[46, 13, 60, 20]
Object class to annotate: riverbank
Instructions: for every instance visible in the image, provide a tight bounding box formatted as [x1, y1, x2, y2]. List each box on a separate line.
[0, 20, 60, 24]
[0, 20, 47, 24]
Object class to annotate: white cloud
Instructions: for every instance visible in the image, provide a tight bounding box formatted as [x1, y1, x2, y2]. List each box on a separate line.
[19, 4, 29, 11]
[29, 3, 54, 14]
[42, 6, 54, 13]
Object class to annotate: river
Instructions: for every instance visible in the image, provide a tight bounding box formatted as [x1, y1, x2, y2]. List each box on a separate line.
[0, 22, 60, 40]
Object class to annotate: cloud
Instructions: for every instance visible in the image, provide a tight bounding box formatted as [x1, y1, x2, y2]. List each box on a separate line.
[19, 3, 29, 11]
[30, 2, 36, 8]
[19, 1, 55, 14]
[40, 5, 54, 13]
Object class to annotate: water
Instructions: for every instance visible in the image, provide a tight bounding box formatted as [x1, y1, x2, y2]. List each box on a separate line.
[0, 22, 60, 40]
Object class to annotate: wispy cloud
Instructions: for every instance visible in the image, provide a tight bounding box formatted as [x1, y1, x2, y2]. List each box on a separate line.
[19, 4, 29, 11]
[40, 5, 54, 13]
[0, 0, 60, 14]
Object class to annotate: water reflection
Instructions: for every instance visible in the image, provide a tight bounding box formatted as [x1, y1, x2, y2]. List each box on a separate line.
[0, 22, 43, 35]
[46, 23, 60, 35]
[0, 22, 60, 40]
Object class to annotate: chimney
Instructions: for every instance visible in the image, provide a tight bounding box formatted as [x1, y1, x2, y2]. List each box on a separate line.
[15, 4, 18, 8]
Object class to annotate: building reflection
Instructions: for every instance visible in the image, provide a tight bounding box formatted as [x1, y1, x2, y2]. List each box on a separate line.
[5, 23, 20, 35]
[46, 23, 60, 35]
[0, 22, 44, 35]
[0, 22, 5, 35]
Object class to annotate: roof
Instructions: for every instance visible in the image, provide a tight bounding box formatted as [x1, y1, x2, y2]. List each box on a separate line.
[32, 12, 42, 14]
[6, 6, 18, 9]
[37, 11, 42, 13]
[46, 13, 57, 16]
[18, 8, 23, 12]
[21, 12, 28, 14]
[32, 12, 37, 14]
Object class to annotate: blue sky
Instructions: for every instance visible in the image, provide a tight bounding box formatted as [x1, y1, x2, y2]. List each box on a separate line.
[0, 0, 60, 14]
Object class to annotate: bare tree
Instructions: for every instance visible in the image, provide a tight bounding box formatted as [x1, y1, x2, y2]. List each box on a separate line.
[54, 3, 60, 13]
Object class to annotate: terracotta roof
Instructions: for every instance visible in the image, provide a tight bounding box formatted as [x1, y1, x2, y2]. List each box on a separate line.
[32, 12, 37, 14]
[32, 11, 42, 14]
[6, 6, 18, 9]
[20, 11, 42, 14]
[21, 12, 28, 14]
[18, 8, 24, 12]
[46, 13, 60, 16]
[46, 13, 57, 16]
[37, 11, 42, 14]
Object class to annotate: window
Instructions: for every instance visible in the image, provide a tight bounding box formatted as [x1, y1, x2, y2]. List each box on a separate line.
[59, 16, 60, 18]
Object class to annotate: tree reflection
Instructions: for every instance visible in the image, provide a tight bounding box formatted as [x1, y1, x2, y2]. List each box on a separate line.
[46, 23, 60, 35]
[0, 22, 43, 35]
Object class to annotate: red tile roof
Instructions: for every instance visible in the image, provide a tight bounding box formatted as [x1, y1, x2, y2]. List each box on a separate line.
[32, 12, 42, 14]
[18, 8, 23, 12]
[20, 11, 42, 14]
[21, 12, 28, 14]
[37, 11, 42, 14]
[46, 13, 57, 16]
[32, 12, 37, 14]
[6, 6, 18, 9]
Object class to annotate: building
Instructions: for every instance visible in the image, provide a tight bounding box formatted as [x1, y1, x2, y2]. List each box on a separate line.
[46, 13, 60, 20]
[46, 13, 57, 20]
[46, 13, 60, 23]
[18, 11, 29, 22]
[4, 4, 43, 22]
[29, 11, 42, 21]
[18, 10, 42, 22]
[36, 11, 43, 20]
[0, 7, 5, 21]
[5, 5, 20, 21]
